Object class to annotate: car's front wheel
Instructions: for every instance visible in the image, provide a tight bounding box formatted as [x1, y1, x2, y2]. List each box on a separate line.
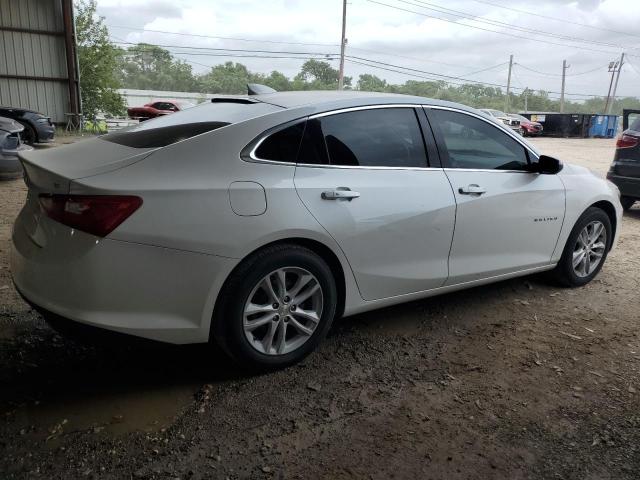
[551, 207, 612, 287]
[212, 244, 337, 370]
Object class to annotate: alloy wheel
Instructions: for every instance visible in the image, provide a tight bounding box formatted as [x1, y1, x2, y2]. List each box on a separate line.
[572, 220, 607, 278]
[243, 267, 323, 355]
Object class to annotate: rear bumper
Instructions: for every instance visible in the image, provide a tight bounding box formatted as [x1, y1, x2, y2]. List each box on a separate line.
[11, 212, 236, 344]
[0, 155, 22, 177]
[607, 172, 640, 199]
[0, 145, 31, 177]
[35, 124, 55, 143]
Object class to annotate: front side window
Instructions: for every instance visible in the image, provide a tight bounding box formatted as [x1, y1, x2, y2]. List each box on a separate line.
[298, 108, 428, 168]
[430, 109, 529, 171]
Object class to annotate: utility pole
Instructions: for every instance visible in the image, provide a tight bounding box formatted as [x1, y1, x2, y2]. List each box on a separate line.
[338, 0, 347, 90]
[505, 54, 513, 113]
[609, 52, 625, 114]
[604, 59, 621, 114]
[560, 60, 569, 113]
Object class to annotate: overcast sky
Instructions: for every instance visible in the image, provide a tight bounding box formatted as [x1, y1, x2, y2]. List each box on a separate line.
[96, 0, 640, 100]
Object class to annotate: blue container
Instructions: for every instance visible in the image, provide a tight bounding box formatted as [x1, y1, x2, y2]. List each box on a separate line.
[589, 115, 619, 138]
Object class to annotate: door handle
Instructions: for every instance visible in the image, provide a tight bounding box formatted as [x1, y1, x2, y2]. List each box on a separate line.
[458, 184, 486, 195]
[321, 187, 361, 201]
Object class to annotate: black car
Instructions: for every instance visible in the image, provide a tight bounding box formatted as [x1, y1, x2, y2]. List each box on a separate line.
[0, 106, 55, 145]
[607, 109, 640, 210]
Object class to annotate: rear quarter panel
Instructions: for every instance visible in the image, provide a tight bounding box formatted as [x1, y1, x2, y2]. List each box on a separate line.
[71, 110, 364, 316]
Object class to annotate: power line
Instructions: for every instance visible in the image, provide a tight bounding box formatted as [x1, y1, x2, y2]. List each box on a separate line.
[515, 63, 608, 78]
[347, 57, 563, 100]
[625, 58, 640, 77]
[465, 62, 509, 76]
[366, 0, 623, 55]
[466, 0, 640, 40]
[112, 41, 336, 57]
[348, 54, 510, 88]
[347, 45, 471, 70]
[111, 37, 631, 99]
[346, 55, 624, 97]
[405, 0, 637, 51]
[107, 24, 339, 47]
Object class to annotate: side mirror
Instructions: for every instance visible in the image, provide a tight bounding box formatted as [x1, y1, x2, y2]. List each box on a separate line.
[531, 155, 563, 174]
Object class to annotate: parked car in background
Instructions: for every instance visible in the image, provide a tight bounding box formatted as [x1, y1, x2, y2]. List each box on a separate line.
[0, 116, 32, 179]
[607, 110, 640, 210]
[12, 89, 621, 370]
[127, 100, 195, 121]
[508, 114, 543, 136]
[479, 108, 523, 135]
[0, 107, 55, 145]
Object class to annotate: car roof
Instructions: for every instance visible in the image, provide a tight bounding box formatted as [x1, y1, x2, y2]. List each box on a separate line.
[251, 90, 472, 112]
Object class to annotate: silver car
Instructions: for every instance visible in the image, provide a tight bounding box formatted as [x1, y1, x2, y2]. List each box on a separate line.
[479, 108, 523, 135]
[11, 89, 621, 369]
[0, 116, 31, 179]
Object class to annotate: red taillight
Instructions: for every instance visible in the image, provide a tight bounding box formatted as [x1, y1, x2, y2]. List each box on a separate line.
[616, 134, 639, 149]
[38, 195, 142, 237]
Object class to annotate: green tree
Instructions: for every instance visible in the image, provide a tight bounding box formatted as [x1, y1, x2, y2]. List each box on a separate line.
[118, 44, 198, 91]
[75, 0, 125, 117]
[357, 74, 387, 92]
[199, 62, 259, 94]
[294, 60, 351, 90]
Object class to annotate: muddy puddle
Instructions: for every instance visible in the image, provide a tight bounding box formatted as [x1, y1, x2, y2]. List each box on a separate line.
[9, 383, 198, 439]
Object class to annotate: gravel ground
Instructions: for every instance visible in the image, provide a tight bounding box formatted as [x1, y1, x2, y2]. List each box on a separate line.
[1, 137, 639, 479]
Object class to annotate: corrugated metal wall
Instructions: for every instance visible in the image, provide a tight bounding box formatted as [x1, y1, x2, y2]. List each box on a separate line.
[0, 0, 70, 123]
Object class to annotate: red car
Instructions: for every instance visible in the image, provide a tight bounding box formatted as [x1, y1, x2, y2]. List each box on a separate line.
[509, 114, 543, 136]
[127, 100, 195, 121]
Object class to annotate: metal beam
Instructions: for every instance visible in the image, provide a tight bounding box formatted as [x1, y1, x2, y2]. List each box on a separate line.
[61, 0, 80, 115]
[0, 26, 64, 36]
[0, 74, 69, 82]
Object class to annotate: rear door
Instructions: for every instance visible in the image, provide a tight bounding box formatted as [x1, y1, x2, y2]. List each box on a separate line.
[292, 106, 456, 301]
[426, 107, 565, 285]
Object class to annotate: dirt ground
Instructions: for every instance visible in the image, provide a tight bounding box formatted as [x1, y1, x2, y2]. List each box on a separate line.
[1, 137, 639, 479]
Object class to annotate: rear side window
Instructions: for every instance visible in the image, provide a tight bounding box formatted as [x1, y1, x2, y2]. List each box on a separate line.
[254, 122, 305, 162]
[430, 109, 529, 170]
[298, 108, 428, 168]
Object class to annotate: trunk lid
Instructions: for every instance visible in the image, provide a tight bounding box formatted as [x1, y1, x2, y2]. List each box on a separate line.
[19, 137, 157, 193]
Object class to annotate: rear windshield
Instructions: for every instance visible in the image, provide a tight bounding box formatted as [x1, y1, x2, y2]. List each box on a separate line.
[101, 122, 230, 148]
[631, 116, 640, 132]
[102, 100, 282, 148]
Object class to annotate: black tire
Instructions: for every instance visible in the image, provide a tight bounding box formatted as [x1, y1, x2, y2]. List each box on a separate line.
[211, 244, 337, 370]
[620, 196, 636, 211]
[19, 122, 37, 145]
[551, 207, 612, 287]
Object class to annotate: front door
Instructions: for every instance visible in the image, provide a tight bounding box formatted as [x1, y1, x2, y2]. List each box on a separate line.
[293, 106, 457, 301]
[426, 107, 565, 285]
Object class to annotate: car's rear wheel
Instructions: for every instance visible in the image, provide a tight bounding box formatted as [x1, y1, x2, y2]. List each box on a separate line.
[212, 244, 337, 370]
[551, 207, 612, 287]
[620, 196, 636, 211]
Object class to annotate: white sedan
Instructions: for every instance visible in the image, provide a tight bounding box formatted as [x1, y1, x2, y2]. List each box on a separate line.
[11, 88, 622, 369]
